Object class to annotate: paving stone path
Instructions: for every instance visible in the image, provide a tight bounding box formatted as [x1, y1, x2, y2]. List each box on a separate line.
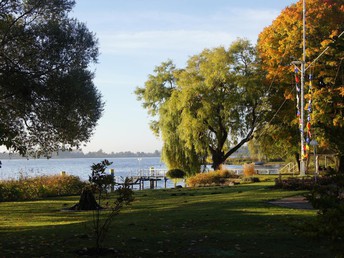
[269, 196, 314, 210]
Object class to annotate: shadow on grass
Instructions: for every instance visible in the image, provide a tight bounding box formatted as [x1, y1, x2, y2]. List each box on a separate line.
[0, 183, 332, 257]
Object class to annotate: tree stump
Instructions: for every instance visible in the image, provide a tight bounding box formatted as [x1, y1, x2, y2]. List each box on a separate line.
[69, 187, 102, 210]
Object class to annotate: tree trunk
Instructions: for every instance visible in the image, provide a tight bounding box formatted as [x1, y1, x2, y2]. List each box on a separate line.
[338, 154, 344, 173]
[211, 137, 255, 170]
[295, 152, 300, 172]
[208, 105, 256, 171]
[211, 151, 225, 170]
[69, 187, 102, 210]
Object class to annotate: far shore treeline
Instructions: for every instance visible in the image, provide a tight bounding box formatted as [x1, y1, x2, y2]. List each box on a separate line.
[0, 146, 250, 160]
[0, 149, 161, 160]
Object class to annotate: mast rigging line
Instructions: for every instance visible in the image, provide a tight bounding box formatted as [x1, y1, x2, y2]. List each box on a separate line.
[306, 30, 344, 71]
[252, 53, 295, 139]
[254, 1, 342, 171]
[255, 82, 296, 141]
[254, 29, 343, 142]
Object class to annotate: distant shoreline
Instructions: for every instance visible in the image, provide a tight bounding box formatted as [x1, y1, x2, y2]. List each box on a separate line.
[0, 151, 161, 160]
[0, 156, 161, 160]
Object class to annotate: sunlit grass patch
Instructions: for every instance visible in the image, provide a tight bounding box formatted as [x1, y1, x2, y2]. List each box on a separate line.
[0, 182, 332, 257]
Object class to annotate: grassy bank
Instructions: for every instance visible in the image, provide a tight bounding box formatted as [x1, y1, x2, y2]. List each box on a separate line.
[0, 182, 332, 257]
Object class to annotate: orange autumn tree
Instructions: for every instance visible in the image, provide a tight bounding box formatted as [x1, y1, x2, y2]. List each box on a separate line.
[256, 0, 344, 171]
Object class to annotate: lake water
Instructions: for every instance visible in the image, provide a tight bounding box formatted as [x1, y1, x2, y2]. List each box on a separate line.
[0, 157, 166, 180]
[0, 157, 179, 189]
[0, 157, 280, 189]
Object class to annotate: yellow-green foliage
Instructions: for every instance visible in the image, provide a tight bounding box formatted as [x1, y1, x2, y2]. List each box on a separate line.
[243, 163, 256, 177]
[0, 174, 86, 201]
[187, 168, 239, 187]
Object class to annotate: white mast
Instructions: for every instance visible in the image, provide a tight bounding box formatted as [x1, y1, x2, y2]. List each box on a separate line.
[292, 0, 306, 176]
[294, 0, 344, 176]
[300, 0, 306, 176]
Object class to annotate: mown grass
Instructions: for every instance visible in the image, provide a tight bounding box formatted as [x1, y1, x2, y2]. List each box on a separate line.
[0, 182, 332, 257]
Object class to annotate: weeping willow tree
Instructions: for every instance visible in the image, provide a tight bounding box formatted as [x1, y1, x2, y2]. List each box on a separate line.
[136, 39, 268, 173]
[135, 60, 203, 175]
[159, 90, 205, 175]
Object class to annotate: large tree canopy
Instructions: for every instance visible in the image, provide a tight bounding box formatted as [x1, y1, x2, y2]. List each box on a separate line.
[257, 0, 344, 171]
[0, 0, 103, 156]
[136, 39, 268, 172]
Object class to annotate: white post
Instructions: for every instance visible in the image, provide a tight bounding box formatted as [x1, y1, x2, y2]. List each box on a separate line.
[109, 168, 115, 192]
[303, 0, 306, 64]
[138, 158, 142, 176]
[300, 61, 306, 176]
[149, 166, 154, 176]
[299, 0, 307, 176]
[291, 59, 306, 176]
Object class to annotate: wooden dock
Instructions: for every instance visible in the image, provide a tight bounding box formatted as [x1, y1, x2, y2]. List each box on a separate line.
[112, 166, 281, 191]
[115, 168, 169, 190]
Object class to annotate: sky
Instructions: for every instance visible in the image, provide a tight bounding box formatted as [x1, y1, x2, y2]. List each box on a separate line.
[71, 0, 297, 154]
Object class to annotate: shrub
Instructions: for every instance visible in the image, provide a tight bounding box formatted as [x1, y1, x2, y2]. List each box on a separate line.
[274, 175, 342, 191]
[166, 169, 186, 187]
[73, 160, 134, 255]
[305, 173, 344, 255]
[0, 174, 86, 201]
[187, 168, 239, 187]
[243, 163, 256, 177]
[166, 169, 186, 179]
[218, 169, 234, 178]
[241, 177, 260, 183]
[89, 159, 114, 194]
[274, 177, 316, 190]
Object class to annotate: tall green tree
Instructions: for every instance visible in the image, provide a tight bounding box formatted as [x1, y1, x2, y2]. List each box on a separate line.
[257, 0, 344, 171]
[135, 60, 176, 135]
[136, 39, 267, 171]
[135, 60, 202, 175]
[159, 88, 205, 175]
[0, 0, 103, 156]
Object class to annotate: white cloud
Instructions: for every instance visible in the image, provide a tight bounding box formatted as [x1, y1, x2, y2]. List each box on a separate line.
[95, 7, 280, 58]
[99, 30, 235, 55]
[71, 1, 292, 153]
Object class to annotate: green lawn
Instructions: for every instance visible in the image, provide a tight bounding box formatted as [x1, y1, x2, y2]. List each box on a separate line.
[0, 182, 332, 257]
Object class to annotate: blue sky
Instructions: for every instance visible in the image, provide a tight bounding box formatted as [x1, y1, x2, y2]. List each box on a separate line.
[71, 0, 296, 153]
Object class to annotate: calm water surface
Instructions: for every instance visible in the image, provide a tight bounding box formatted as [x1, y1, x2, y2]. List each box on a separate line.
[0, 157, 280, 189]
[0, 157, 166, 181]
